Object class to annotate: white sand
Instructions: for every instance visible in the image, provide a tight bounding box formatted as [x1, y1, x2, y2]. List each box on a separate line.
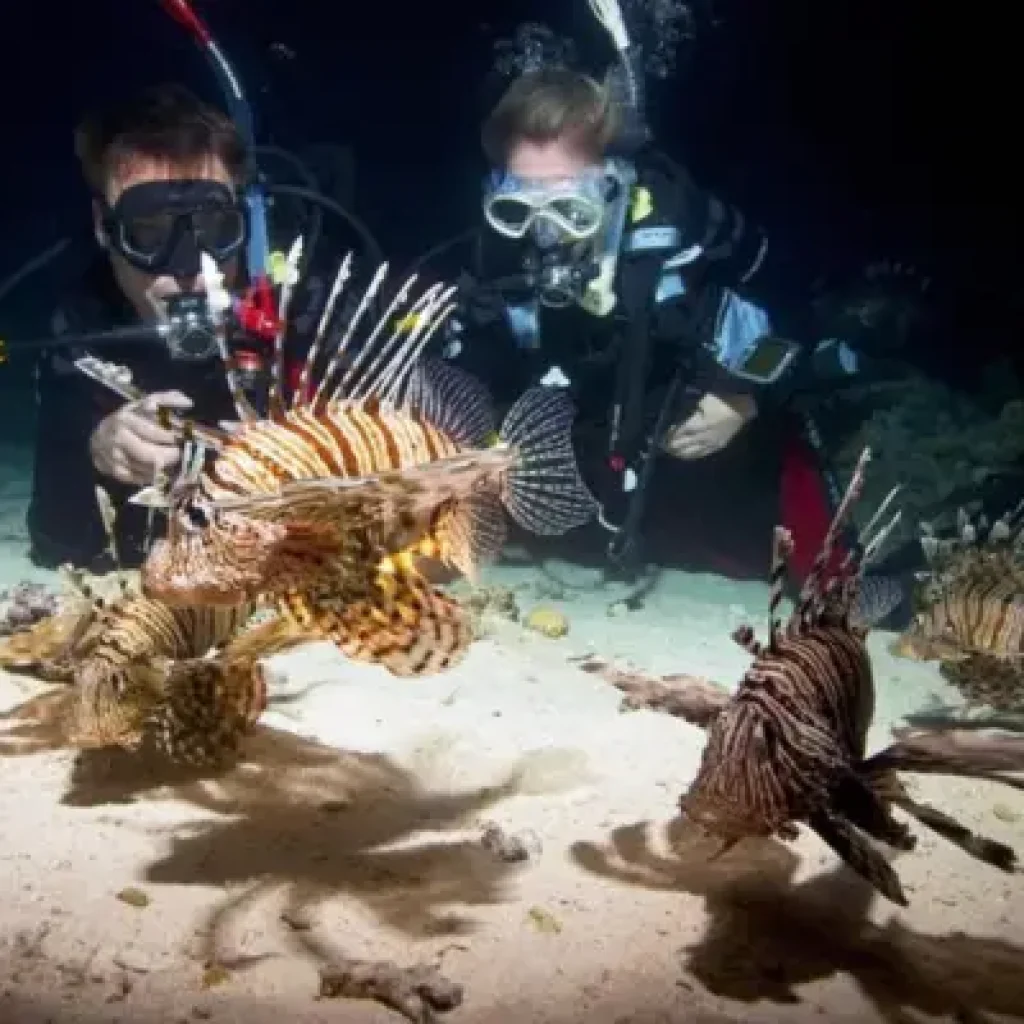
[2, 556, 1023, 1024]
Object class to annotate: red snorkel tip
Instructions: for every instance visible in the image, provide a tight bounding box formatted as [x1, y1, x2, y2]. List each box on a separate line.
[160, 0, 212, 44]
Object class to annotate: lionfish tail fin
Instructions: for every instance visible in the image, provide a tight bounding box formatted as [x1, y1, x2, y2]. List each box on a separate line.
[498, 386, 599, 535]
[147, 657, 267, 766]
[326, 569, 472, 676]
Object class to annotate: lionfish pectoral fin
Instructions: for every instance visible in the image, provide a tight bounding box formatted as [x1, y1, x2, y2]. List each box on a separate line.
[892, 795, 1017, 873]
[321, 569, 472, 677]
[406, 357, 496, 447]
[220, 614, 310, 664]
[146, 657, 266, 766]
[836, 772, 916, 851]
[808, 807, 909, 906]
[498, 386, 599, 535]
[0, 612, 84, 672]
[435, 492, 508, 580]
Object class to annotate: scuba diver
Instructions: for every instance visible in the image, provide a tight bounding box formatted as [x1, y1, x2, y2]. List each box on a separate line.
[27, 83, 265, 569]
[11, 0, 383, 572]
[415, 3, 868, 585]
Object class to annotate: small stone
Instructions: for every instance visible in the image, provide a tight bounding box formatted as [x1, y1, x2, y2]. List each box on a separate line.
[201, 963, 231, 989]
[524, 606, 569, 638]
[526, 906, 562, 934]
[992, 803, 1021, 824]
[319, 798, 351, 813]
[115, 887, 150, 909]
[280, 907, 314, 931]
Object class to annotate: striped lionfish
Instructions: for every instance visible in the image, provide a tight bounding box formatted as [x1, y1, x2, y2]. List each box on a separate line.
[679, 449, 1018, 906]
[892, 506, 1024, 711]
[123, 252, 597, 677]
[0, 570, 296, 763]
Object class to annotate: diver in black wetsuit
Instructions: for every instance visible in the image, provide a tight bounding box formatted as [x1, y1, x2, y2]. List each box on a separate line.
[415, 12, 939, 590]
[424, 61, 845, 581]
[27, 85, 257, 571]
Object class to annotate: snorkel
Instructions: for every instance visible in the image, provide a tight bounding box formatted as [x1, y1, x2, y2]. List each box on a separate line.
[159, 0, 279, 343]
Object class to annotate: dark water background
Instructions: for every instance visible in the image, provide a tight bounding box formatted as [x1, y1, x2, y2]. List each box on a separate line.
[0, 0, 1019, 412]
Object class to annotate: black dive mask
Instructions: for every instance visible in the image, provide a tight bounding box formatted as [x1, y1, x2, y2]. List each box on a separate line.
[101, 179, 247, 278]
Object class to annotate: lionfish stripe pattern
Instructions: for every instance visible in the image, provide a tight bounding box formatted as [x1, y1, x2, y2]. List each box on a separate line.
[680, 448, 1018, 906]
[130, 255, 596, 685]
[0, 580, 258, 760]
[894, 505, 1024, 710]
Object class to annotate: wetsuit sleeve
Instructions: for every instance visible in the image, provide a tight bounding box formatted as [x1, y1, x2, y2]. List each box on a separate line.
[25, 312, 113, 569]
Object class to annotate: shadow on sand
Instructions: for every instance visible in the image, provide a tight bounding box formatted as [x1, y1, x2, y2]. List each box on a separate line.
[1, 705, 583, 984]
[572, 816, 1024, 1022]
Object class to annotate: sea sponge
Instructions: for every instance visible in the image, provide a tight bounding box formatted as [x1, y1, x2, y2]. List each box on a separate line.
[524, 606, 570, 639]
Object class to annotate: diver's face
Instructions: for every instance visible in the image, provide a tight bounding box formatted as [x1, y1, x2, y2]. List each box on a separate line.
[505, 138, 601, 183]
[95, 154, 241, 324]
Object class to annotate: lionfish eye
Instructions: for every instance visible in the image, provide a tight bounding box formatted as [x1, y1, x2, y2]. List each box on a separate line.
[185, 503, 211, 529]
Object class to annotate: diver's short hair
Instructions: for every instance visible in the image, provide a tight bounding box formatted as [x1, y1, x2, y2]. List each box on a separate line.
[481, 69, 620, 166]
[75, 83, 247, 194]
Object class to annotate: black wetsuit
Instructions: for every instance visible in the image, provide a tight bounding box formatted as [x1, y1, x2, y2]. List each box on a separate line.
[430, 148, 930, 579]
[26, 259, 237, 571]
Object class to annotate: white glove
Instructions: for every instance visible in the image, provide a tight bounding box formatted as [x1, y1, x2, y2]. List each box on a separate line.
[90, 391, 192, 486]
[661, 392, 757, 460]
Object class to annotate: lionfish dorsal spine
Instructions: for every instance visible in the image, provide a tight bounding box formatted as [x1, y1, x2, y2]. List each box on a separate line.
[309, 261, 391, 410]
[267, 236, 305, 420]
[374, 286, 458, 409]
[790, 447, 872, 630]
[768, 526, 793, 649]
[291, 253, 353, 411]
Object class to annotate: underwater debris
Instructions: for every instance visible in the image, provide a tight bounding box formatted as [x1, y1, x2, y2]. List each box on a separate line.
[318, 957, 463, 1021]
[0, 581, 60, 636]
[573, 654, 729, 728]
[895, 505, 1024, 711]
[463, 585, 521, 638]
[480, 821, 536, 863]
[524, 606, 570, 639]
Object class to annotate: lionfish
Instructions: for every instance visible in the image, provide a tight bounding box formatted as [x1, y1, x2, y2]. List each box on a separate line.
[680, 449, 1018, 906]
[123, 253, 597, 677]
[0, 572, 282, 763]
[892, 507, 1024, 711]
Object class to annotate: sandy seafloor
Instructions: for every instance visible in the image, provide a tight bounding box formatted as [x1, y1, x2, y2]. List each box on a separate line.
[1, 470, 1023, 1024]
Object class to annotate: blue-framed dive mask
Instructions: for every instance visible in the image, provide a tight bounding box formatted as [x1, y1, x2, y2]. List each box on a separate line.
[483, 166, 610, 247]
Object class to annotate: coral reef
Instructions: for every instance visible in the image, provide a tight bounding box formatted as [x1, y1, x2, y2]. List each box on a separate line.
[0, 581, 60, 636]
[830, 370, 1024, 546]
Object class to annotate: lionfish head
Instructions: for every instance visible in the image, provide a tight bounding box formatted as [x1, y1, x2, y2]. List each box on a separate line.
[141, 494, 285, 607]
[889, 611, 959, 661]
[679, 785, 771, 843]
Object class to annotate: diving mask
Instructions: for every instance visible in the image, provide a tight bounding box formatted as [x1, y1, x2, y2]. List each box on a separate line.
[101, 179, 248, 278]
[483, 167, 610, 245]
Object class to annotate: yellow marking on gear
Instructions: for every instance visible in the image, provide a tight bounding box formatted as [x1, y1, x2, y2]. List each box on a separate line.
[630, 186, 653, 223]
